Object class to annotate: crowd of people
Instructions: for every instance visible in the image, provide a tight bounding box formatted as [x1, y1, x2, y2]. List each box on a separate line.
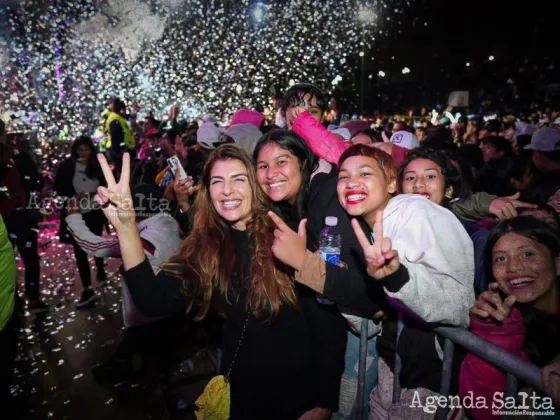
[1, 83, 560, 419]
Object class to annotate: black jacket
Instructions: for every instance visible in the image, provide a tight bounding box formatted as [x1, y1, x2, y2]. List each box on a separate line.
[306, 172, 385, 315]
[123, 228, 345, 419]
[476, 156, 516, 197]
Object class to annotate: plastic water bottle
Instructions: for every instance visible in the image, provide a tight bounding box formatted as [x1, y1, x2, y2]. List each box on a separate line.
[317, 216, 341, 305]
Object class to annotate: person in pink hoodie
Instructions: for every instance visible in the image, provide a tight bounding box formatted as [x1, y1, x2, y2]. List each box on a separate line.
[459, 216, 560, 419]
[281, 83, 412, 168]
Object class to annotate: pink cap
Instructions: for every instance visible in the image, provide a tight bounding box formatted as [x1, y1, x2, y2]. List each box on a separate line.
[229, 109, 264, 129]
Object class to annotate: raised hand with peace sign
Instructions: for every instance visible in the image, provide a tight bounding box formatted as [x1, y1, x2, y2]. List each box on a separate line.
[95, 152, 136, 232]
[351, 210, 400, 280]
[268, 211, 308, 271]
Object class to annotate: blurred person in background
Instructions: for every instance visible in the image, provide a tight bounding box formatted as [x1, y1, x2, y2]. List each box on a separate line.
[0, 215, 18, 411]
[55, 136, 108, 308]
[0, 119, 46, 313]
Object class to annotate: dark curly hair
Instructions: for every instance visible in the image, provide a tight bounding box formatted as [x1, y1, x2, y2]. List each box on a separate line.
[280, 83, 328, 118]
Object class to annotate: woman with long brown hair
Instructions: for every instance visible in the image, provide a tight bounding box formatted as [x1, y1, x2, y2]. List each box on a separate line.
[94, 145, 338, 419]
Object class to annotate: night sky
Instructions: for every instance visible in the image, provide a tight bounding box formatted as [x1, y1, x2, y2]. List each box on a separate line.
[344, 0, 558, 112]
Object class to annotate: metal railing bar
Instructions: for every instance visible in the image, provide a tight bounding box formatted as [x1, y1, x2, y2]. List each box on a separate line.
[356, 318, 369, 420]
[392, 315, 405, 404]
[437, 338, 455, 420]
[434, 326, 542, 389]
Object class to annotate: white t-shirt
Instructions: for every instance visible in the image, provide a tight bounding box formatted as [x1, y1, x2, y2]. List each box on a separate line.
[72, 161, 100, 213]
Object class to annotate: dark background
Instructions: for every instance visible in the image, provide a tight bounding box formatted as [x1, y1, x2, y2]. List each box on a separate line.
[2, 0, 558, 115]
[339, 0, 558, 114]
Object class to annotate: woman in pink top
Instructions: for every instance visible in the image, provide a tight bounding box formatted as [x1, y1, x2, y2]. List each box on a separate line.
[459, 216, 560, 419]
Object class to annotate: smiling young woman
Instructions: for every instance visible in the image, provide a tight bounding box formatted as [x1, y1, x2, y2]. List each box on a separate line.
[460, 216, 560, 420]
[96, 145, 345, 419]
[399, 148, 491, 297]
[271, 144, 476, 418]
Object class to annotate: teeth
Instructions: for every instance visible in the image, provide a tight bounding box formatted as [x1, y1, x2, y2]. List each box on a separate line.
[347, 194, 366, 201]
[269, 181, 286, 188]
[510, 278, 534, 286]
[223, 200, 241, 208]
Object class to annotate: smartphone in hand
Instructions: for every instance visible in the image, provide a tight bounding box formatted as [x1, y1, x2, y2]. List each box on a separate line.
[167, 156, 188, 180]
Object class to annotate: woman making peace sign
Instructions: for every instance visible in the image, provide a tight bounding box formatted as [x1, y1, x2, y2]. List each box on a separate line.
[94, 145, 338, 420]
[271, 144, 476, 419]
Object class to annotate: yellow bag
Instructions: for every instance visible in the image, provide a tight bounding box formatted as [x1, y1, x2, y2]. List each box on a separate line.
[194, 375, 230, 420]
[195, 312, 250, 420]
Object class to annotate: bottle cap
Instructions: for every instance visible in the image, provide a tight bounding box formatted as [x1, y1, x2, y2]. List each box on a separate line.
[325, 216, 338, 227]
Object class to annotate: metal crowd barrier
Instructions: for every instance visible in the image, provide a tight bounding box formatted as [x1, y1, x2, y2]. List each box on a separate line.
[385, 317, 543, 420]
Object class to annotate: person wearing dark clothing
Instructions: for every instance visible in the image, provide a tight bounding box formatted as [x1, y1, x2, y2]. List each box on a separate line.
[477, 136, 516, 196]
[271, 145, 474, 418]
[0, 132, 46, 313]
[95, 146, 344, 419]
[253, 129, 376, 417]
[54, 136, 107, 307]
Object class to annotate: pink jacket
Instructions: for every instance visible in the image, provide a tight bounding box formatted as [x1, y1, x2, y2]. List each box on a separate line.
[292, 111, 349, 164]
[459, 308, 527, 420]
[292, 112, 409, 167]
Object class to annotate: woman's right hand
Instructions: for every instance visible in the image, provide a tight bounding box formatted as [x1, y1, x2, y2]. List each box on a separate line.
[95, 153, 136, 232]
[470, 283, 516, 322]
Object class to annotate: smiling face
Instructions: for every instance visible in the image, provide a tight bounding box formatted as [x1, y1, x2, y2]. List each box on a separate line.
[402, 158, 453, 206]
[209, 159, 253, 231]
[256, 142, 302, 205]
[492, 232, 559, 311]
[337, 155, 396, 227]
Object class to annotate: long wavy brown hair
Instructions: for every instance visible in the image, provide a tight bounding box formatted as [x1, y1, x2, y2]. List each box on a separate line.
[162, 144, 297, 322]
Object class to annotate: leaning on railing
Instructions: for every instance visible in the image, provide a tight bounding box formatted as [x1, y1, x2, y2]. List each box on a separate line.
[354, 315, 546, 420]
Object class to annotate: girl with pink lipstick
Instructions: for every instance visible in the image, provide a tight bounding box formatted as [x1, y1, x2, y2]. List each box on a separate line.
[271, 144, 475, 419]
[460, 216, 560, 419]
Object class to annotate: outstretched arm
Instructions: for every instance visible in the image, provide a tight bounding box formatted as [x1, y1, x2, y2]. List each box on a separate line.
[292, 112, 350, 164]
[96, 153, 144, 270]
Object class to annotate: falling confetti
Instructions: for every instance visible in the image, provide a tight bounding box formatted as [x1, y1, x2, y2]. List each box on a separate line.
[0, 0, 410, 140]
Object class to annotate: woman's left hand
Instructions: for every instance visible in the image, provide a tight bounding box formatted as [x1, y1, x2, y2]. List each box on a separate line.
[268, 211, 307, 271]
[297, 407, 332, 420]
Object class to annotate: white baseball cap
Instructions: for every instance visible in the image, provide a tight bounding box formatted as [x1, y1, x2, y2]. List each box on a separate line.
[524, 127, 560, 152]
[390, 130, 420, 150]
[224, 123, 263, 153]
[197, 122, 225, 150]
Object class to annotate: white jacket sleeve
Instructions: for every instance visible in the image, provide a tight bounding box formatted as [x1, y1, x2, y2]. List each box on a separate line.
[383, 201, 475, 328]
[66, 214, 121, 258]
